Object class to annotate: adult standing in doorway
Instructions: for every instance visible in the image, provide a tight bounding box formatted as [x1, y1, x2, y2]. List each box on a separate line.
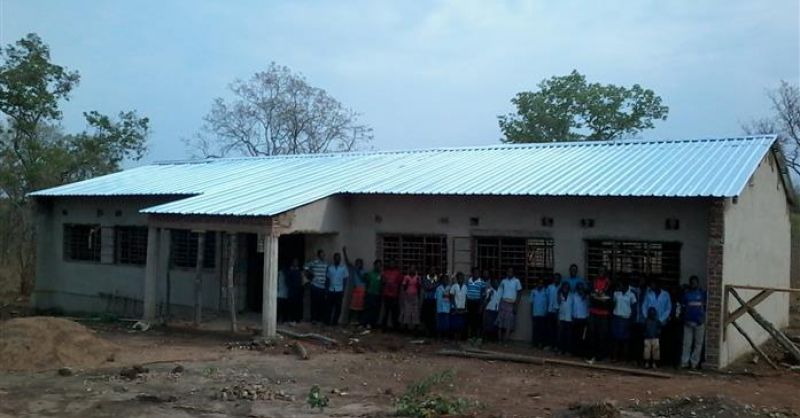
[681, 275, 707, 369]
[284, 258, 304, 322]
[325, 252, 349, 325]
[304, 249, 328, 324]
[641, 279, 673, 363]
[381, 259, 403, 331]
[495, 267, 523, 343]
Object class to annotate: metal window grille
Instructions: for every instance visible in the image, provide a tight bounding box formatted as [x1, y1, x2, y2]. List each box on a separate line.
[377, 234, 447, 274]
[114, 226, 148, 265]
[585, 240, 681, 285]
[474, 237, 554, 288]
[63, 224, 101, 262]
[170, 230, 216, 269]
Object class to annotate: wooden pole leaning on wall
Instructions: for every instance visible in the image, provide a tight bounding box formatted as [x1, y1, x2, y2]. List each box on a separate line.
[226, 233, 238, 332]
[729, 320, 778, 369]
[193, 231, 206, 327]
[728, 287, 800, 364]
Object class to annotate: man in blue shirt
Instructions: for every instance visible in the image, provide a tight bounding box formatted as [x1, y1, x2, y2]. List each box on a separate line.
[640, 281, 672, 325]
[564, 264, 587, 291]
[681, 275, 707, 369]
[325, 252, 349, 326]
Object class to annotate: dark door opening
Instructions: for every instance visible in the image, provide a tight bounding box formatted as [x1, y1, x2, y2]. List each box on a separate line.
[245, 233, 306, 312]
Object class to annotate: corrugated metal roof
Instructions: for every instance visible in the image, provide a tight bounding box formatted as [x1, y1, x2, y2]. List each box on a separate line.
[29, 136, 780, 216]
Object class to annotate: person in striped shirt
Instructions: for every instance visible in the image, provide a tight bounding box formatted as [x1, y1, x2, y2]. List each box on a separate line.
[465, 268, 487, 338]
[303, 249, 328, 324]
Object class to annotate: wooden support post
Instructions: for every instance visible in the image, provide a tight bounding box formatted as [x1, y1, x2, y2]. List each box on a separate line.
[723, 287, 774, 340]
[730, 320, 778, 369]
[193, 231, 206, 327]
[143, 226, 159, 321]
[226, 233, 238, 332]
[158, 228, 171, 320]
[729, 288, 800, 363]
[262, 232, 278, 339]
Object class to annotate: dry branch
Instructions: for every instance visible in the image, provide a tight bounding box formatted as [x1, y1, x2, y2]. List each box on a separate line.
[437, 349, 671, 379]
[277, 328, 339, 346]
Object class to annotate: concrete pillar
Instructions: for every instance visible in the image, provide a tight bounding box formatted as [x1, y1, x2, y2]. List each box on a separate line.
[193, 231, 206, 326]
[262, 232, 279, 338]
[143, 226, 160, 321]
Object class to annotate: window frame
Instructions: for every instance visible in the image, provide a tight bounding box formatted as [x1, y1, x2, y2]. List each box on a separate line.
[63, 223, 102, 263]
[170, 229, 217, 269]
[376, 234, 448, 275]
[585, 239, 681, 286]
[114, 225, 149, 266]
[473, 236, 554, 288]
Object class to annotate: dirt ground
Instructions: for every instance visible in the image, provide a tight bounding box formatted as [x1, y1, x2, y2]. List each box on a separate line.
[0, 319, 798, 418]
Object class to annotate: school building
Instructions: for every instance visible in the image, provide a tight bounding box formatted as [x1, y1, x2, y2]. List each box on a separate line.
[29, 135, 794, 368]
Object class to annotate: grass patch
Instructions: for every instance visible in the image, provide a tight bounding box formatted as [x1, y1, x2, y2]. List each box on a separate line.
[394, 370, 472, 418]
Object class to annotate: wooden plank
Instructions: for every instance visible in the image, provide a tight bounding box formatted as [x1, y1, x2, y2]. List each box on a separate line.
[262, 232, 278, 339]
[437, 349, 671, 379]
[727, 284, 800, 293]
[193, 232, 206, 326]
[226, 233, 238, 332]
[724, 289, 773, 327]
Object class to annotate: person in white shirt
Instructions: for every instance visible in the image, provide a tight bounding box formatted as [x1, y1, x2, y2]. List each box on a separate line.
[611, 280, 638, 361]
[556, 282, 573, 354]
[449, 272, 468, 339]
[495, 267, 523, 342]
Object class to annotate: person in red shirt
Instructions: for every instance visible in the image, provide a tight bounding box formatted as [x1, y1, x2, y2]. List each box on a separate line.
[592, 268, 611, 294]
[381, 259, 403, 330]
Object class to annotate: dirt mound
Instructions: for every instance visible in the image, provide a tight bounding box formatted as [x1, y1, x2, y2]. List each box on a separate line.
[634, 396, 797, 418]
[0, 316, 119, 372]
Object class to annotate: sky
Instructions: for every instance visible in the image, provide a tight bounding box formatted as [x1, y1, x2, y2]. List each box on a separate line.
[1, 0, 798, 164]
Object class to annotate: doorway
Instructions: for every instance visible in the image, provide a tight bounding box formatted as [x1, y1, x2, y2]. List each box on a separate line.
[245, 233, 306, 312]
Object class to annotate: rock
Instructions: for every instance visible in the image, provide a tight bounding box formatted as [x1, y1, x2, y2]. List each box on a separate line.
[120, 365, 149, 380]
[136, 394, 177, 403]
[106, 353, 116, 362]
[171, 365, 184, 374]
[57, 367, 73, 376]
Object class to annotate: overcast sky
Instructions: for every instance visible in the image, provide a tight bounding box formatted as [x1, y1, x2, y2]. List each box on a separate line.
[1, 1, 798, 163]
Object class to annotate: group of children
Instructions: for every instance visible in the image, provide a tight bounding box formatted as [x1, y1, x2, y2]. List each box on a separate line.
[278, 249, 707, 370]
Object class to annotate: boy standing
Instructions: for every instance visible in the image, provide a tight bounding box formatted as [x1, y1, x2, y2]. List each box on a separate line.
[571, 282, 590, 357]
[643, 307, 662, 368]
[556, 282, 573, 354]
[449, 272, 468, 340]
[545, 275, 560, 349]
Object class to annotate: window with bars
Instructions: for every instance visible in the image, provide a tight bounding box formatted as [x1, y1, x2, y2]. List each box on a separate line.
[377, 234, 447, 274]
[170, 230, 217, 269]
[474, 237, 554, 288]
[63, 224, 101, 262]
[585, 240, 681, 285]
[115, 226, 148, 265]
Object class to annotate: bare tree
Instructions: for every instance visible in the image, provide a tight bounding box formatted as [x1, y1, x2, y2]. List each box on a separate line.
[187, 63, 372, 158]
[743, 80, 800, 176]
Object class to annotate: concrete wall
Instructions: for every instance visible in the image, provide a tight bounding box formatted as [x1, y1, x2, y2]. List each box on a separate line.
[337, 194, 711, 340]
[32, 196, 226, 316]
[718, 153, 793, 365]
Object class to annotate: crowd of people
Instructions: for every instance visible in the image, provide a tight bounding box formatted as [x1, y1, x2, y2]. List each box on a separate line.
[275, 248, 708, 370]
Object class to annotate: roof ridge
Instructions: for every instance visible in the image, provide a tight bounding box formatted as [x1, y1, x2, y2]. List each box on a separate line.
[154, 135, 777, 165]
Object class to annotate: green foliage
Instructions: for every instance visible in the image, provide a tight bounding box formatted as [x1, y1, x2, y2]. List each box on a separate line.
[306, 385, 329, 410]
[394, 370, 470, 418]
[0, 33, 149, 294]
[498, 70, 668, 143]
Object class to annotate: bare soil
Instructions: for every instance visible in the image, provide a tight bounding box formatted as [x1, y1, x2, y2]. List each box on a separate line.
[0, 320, 798, 418]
